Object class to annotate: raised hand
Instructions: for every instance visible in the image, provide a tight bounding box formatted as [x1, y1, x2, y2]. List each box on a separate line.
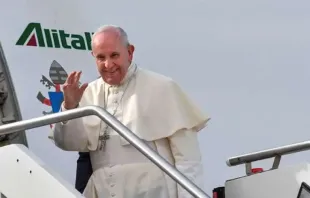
[62, 71, 88, 109]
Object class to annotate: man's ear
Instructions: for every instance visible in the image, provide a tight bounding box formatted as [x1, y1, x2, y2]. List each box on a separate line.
[128, 44, 135, 59]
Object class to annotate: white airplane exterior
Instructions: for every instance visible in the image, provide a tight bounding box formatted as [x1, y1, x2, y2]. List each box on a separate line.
[0, 0, 309, 198]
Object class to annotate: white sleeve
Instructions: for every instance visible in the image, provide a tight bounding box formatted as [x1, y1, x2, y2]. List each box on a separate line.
[168, 129, 205, 198]
[50, 103, 89, 152]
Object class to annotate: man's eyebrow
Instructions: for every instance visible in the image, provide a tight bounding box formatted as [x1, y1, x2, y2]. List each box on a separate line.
[96, 54, 104, 57]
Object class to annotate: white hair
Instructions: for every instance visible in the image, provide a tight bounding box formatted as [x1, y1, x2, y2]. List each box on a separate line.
[92, 25, 130, 46]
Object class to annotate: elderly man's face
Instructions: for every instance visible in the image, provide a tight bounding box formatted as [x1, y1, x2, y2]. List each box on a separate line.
[91, 32, 134, 85]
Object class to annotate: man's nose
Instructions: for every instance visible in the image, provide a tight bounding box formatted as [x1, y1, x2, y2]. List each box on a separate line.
[104, 59, 114, 69]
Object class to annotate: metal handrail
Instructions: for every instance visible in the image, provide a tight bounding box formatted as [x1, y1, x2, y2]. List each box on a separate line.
[227, 140, 310, 167]
[0, 105, 210, 198]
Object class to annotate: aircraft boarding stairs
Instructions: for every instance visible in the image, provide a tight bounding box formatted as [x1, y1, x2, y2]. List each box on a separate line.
[0, 106, 310, 198]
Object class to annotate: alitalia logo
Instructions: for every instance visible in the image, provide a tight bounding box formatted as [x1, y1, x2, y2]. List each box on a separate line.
[16, 22, 93, 51]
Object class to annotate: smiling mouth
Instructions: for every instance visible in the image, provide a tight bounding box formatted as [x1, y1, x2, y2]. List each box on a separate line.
[105, 68, 119, 74]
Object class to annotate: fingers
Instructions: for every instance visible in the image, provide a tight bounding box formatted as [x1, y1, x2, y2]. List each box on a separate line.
[74, 71, 82, 85]
[62, 83, 68, 90]
[79, 83, 88, 94]
[65, 71, 82, 86]
[66, 71, 76, 85]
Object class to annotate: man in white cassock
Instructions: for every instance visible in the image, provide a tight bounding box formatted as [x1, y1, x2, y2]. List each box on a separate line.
[50, 25, 210, 198]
